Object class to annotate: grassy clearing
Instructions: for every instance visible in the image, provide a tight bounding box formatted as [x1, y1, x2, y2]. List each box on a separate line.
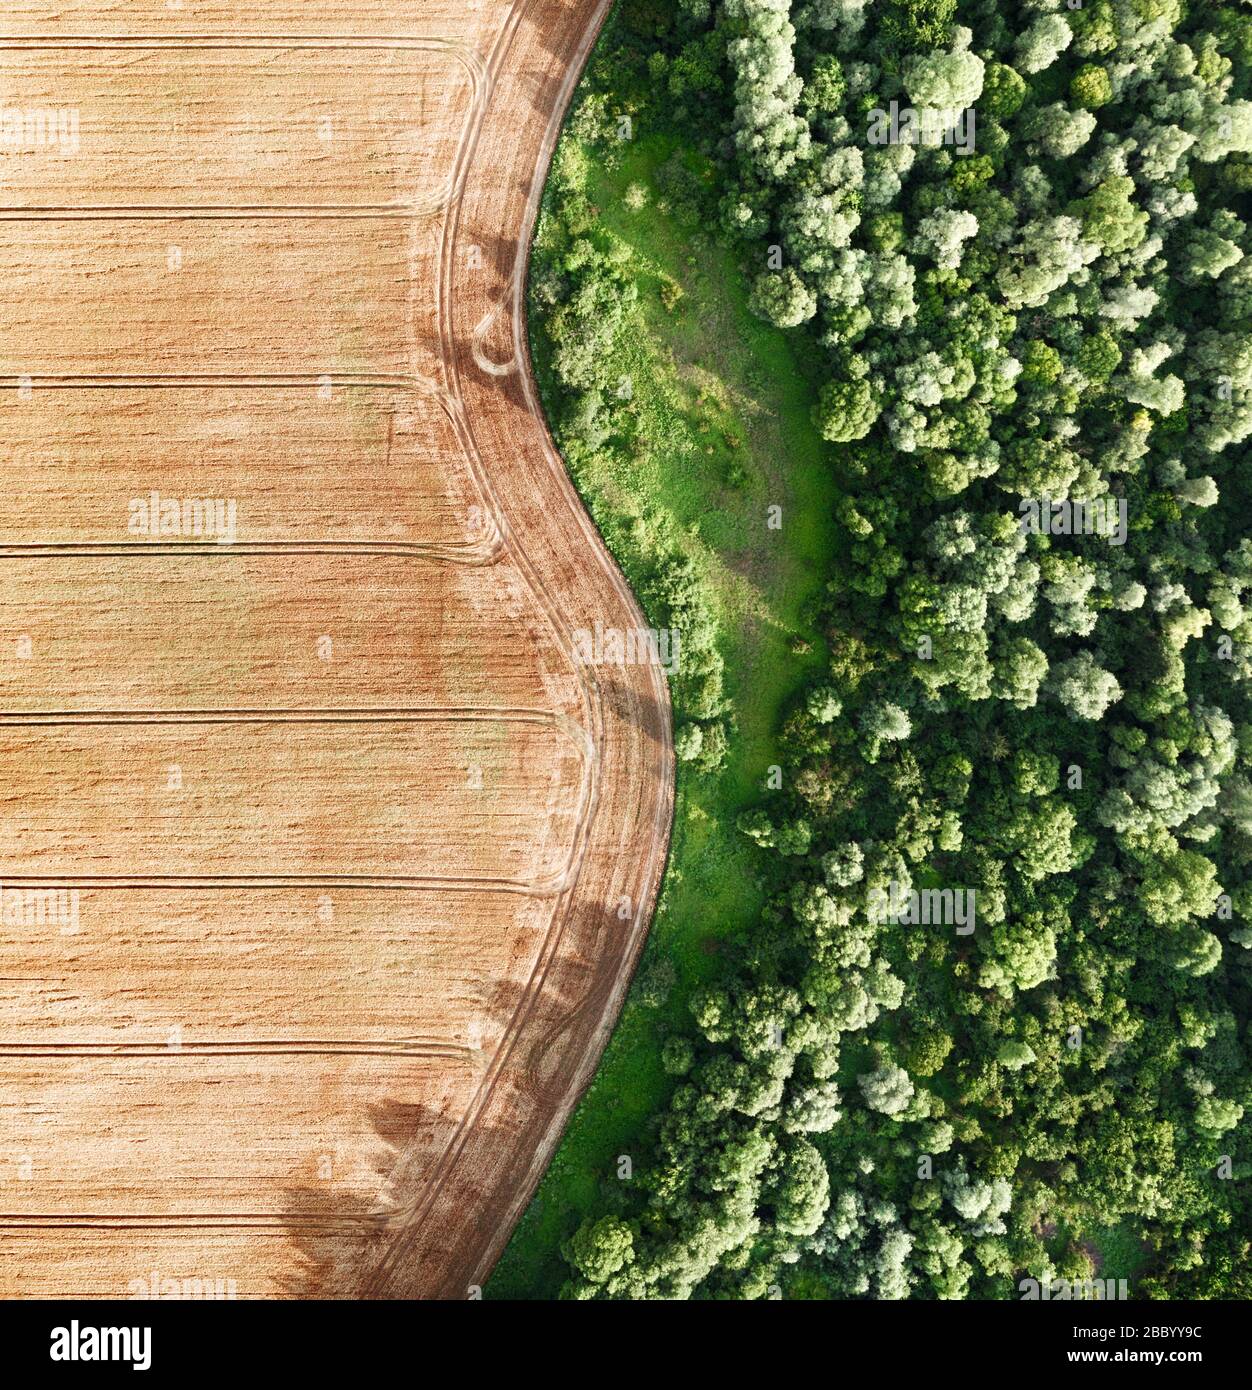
[487, 132, 836, 1298]
[1090, 1224, 1152, 1285]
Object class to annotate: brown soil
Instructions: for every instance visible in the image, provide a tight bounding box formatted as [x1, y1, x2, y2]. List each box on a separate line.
[0, 0, 671, 1298]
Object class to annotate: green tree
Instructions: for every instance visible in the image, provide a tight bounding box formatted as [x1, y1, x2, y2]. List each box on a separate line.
[563, 1216, 635, 1285]
[814, 374, 881, 442]
[749, 265, 817, 328]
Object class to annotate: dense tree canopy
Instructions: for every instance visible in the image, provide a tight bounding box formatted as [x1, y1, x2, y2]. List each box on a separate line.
[529, 0, 1252, 1300]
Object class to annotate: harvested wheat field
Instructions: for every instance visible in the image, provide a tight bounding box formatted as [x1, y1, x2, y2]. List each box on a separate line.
[0, 0, 671, 1298]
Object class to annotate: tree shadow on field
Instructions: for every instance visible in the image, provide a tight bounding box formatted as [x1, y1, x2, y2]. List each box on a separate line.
[273, 890, 650, 1298]
[511, 5, 590, 122]
[459, 227, 518, 284]
[595, 665, 673, 756]
[275, 966, 561, 1298]
[274, 1098, 448, 1299]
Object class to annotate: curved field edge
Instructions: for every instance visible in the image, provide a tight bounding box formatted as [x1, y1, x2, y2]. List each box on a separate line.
[488, 9, 838, 1299]
[345, 0, 674, 1296]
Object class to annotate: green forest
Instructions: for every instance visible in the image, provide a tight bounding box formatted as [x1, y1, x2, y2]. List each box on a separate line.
[493, 0, 1252, 1300]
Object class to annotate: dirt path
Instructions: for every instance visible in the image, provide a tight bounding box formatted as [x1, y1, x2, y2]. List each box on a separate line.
[362, 0, 674, 1297]
[0, 0, 672, 1299]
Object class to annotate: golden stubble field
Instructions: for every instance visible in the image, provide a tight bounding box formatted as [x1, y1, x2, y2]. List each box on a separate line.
[0, 0, 672, 1298]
